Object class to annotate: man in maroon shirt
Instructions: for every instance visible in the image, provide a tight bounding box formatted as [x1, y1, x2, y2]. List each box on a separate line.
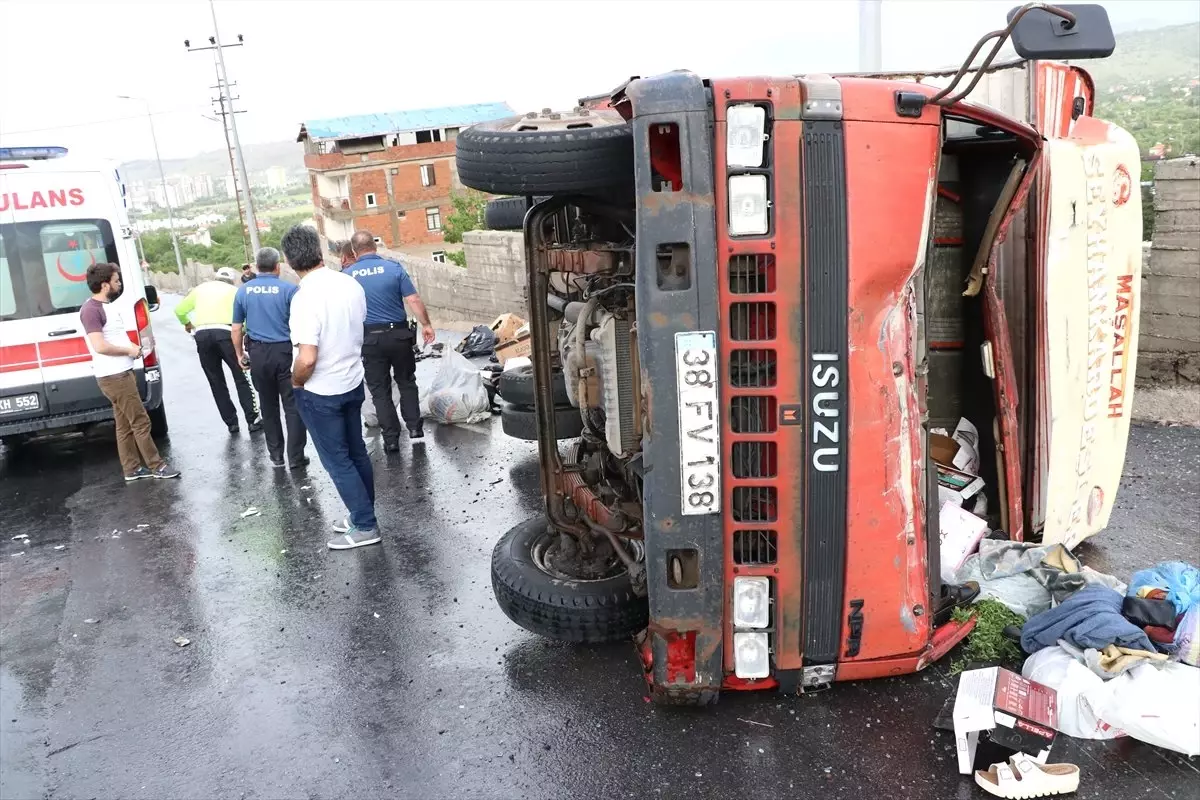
[80, 263, 181, 481]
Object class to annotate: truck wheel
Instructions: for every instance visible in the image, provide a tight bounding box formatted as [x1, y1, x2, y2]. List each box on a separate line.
[456, 109, 634, 196]
[500, 402, 583, 441]
[498, 365, 571, 407]
[491, 516, 648, 644]
[148, 404, 169, 439]
[484, 196, 547, 230]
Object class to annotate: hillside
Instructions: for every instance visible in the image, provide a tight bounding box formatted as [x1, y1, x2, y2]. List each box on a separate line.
[120, 139, 304, 184]
[1083, 23, 1200, 159]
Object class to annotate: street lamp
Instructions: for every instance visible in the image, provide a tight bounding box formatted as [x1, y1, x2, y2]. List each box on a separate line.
[117, 95, 184, 274]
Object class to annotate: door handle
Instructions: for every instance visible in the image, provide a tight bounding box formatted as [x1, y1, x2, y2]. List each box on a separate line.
[48, 328, 78, 337]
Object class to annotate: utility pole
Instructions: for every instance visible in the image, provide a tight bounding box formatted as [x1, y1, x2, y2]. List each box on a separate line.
[185, 0, 260, 253]
[859, 0, 883, 72]
[204, 64, 251, 261]
[117, 95, 184, 274]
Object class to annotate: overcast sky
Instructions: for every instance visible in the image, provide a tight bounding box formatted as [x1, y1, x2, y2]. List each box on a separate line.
[1, 0, 1196, 163]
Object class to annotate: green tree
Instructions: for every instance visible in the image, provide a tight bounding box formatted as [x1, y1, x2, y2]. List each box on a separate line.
[441, 189, 487, 266]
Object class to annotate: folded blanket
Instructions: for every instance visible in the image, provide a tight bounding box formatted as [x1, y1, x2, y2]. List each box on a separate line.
[1022, 585, 1155, 654]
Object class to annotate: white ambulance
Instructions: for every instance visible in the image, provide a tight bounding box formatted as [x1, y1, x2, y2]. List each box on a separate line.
[0, 146, 167, 446]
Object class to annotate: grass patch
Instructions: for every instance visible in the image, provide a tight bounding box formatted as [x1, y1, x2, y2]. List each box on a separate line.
[950, 599, 1026, 674]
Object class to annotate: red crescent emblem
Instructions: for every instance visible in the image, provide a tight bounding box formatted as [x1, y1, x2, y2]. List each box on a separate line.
[56, 250, 95, 283]
[1112, 164, 1132, 208]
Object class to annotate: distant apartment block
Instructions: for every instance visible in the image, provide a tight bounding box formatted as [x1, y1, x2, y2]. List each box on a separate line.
[297, 102, 514, 260]
[265, 166, 289, 192]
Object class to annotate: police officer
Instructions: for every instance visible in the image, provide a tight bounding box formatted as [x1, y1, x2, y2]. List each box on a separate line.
[346, 230, 435, 451]
[232, 247, 309, 469]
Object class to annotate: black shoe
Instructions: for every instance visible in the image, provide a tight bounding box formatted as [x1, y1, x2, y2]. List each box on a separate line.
[383, 439, 400, 453]
[933, 580, 981, 627]
[290, 456, 310, 469]
[248, 418, 263, 433]
[227, 424, 239, 434]
[408, 427, 425, 440]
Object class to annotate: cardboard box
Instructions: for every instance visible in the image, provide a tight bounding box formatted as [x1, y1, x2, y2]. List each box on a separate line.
[931, 418, 981, 474]
[954, 667, 1059, 775]
[489, 313, 527, 347]
[939, 501, 989, 583]
[495, 334, 532, 365]
[938, 463, 985, 504]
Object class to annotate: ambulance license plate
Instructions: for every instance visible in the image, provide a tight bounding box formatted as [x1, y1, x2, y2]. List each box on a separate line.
[0, 392, 40, 415]
[675, 331, 721, 516]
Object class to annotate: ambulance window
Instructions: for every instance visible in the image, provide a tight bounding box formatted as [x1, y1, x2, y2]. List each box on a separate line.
[0, 219, 119, 319]
[39, 221, 115, 312]
[0, 232, 15, 318]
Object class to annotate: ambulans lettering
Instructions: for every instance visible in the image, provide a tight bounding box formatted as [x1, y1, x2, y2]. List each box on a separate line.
[811, 353, 841, 473]
[246, 285, 281, 295]
[350, 266, 385, 278]
[0, 189, 85, 212]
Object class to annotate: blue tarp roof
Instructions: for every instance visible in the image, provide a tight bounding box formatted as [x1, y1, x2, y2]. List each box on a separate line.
[298, 102, 515, 141]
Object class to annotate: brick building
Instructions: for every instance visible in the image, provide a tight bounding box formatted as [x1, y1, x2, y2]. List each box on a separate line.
[297, 102, 514, 261]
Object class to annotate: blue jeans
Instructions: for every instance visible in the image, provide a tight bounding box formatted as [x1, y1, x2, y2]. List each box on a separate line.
[293, 382, 377, 531]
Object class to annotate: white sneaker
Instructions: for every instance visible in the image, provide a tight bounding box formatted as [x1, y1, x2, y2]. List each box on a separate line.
[975, 754, 1080, 799]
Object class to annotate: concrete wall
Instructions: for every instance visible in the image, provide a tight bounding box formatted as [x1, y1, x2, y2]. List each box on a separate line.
[1141, 157, 1200, 384]
[382, 229, 526, 329]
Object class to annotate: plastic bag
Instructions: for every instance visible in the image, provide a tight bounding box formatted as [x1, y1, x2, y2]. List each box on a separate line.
[361, 382, 401, 428]
[1092, 661, 1200, 756]
[455, 325, 498, 358]
[419, 348, 491, 425]
[1128, 561, 1200, 616]
[1022, 646, 1124, 740]
[1176, 605, 1200, 667]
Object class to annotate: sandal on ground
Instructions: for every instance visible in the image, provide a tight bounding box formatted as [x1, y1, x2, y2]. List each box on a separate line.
[974, 753, 1080, 798]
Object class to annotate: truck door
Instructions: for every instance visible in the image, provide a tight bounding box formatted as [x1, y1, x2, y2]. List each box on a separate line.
[0, 218, 50, 427]
[1035, 115, 1143, 550]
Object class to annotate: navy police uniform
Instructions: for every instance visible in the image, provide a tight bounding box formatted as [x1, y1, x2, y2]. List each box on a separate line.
[347, 253, 422, 442]
[232, 274, 307, 465]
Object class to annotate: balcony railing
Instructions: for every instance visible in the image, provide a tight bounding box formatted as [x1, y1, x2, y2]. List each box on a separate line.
[319, 195, 350, 210]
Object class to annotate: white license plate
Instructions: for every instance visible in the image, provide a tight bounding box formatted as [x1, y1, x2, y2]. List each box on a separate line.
[0, 392, 40, 415]
[675, 331, 721, 516]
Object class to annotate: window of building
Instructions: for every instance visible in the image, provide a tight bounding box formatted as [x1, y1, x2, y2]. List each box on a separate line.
[373, 237, 383, 246]
[415, 129, 443, 144]
[420, 164, 436, 187]
[445, 127, 459, 141]
[364, 193, 377, 208]
[431, 250, 447, 264]
[425, 207, 441, 231]
[396, 210, 406, 219]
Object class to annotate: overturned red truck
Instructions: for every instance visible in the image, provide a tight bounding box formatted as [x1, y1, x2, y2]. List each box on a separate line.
[455, 3, 1143, 704]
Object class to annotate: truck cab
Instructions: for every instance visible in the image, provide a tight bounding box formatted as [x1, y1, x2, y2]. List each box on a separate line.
[460, 3, 1142, 704]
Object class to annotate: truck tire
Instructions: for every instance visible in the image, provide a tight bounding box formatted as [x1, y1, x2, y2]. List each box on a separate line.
[456, 109, 634, 196]
[498, 364, 571, 407]
[148, 404, 169, 439]
[500, 401, 583, 441]
[484, 196, 547, 230]
[491, 516, 648, 644]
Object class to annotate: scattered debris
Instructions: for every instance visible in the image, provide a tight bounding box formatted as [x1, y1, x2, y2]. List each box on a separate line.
[373, 612, 380, 619]
[84, 618, 99, 624]
[489, 478, 504, 486]
[136, 524, 150, 529]
[280, 550, 288, 555]
[10, 534, 29, 541]
[12, 552, 24, 557]
[300, 485, 311, 491]
[172, 636, 191, 647]
[240, 506, 261, 519]
[737, 718, 774, 728]
[54, 545, 66, 551]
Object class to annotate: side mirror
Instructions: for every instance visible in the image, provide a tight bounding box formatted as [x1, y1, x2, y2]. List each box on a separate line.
[1008, 4, 1115, 60]
[145, 284, 160, 312]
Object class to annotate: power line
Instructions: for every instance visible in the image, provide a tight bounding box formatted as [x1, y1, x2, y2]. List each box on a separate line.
[0, 107, 209, 136]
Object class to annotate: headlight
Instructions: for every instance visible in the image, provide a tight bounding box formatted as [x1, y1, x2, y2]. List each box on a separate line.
[732, 576, 770, 628]
[728, 174, 769, 236]
[733, 631, 770, 679]
[727, 104, 766, 168]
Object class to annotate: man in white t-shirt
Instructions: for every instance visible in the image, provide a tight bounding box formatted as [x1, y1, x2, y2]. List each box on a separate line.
[79, 263, 180, 482]
[282, 225, 379, 550]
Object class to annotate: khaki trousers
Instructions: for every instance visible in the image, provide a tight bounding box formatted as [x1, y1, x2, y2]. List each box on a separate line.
[96, 371, 163, 475]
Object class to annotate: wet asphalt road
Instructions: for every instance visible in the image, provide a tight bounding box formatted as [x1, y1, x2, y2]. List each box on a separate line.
[1, 301, 1198, 800]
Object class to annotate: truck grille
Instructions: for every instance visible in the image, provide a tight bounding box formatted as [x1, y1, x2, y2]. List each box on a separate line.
[732, 530, 778, 565]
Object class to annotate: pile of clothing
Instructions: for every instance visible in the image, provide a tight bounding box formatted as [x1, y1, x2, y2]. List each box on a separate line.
[1016, 561, 1200, 755]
